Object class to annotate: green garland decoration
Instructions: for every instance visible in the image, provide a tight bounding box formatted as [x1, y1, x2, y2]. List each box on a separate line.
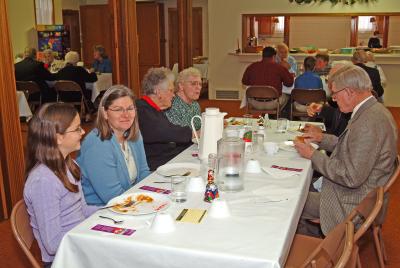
[289, 0, 377, 5]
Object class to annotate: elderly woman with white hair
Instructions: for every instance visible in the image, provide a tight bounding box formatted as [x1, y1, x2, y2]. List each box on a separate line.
[136, 67, 193, 170]
[165, 67, 202, 130]
[56, 51, 98, 115]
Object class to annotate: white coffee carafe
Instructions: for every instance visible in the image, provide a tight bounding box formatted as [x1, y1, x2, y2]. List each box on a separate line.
[191, 108, 227, 160]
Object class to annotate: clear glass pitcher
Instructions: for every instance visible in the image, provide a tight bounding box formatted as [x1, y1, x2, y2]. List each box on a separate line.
[217, 137, 245, 192]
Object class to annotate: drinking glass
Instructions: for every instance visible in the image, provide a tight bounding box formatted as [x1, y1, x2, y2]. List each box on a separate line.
[277, 118, 289, 133]
[170, 176, 188, 203]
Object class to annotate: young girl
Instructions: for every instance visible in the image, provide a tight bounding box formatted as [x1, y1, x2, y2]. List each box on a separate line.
[23, 103, 98, 267]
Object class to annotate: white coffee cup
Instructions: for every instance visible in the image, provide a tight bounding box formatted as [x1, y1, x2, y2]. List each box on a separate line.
[208, 199, 231, 219]
[186, 176, 205, 192]
[264, 142, 279, 156]
[245, 159, 262, 173]
[150, 212, 176, 233]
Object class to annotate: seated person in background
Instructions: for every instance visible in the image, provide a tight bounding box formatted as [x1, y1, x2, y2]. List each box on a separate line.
[78, 85, 150, 206]
[275, 43, 297, 75]
[314, 53, 331, 76]
[56, 51, 97, 115]
[293, 56, 323, 113]
[14, 47, 56, 102]
[242, 46, 294, 112]
[294, 65, 397, 237]
[136, 67, 193, 171]
[368, 30, 382, 48]
[165, 67, 202, 130]
[365, 51, 387, 88]
[92, 45, 112, 73]
[24, 103, 98, 267]
[42, 49, 65, 73]
[352, 50, 384, 101]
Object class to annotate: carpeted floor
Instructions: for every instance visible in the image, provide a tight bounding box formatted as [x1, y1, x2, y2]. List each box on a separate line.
[0, 101, 398, 268]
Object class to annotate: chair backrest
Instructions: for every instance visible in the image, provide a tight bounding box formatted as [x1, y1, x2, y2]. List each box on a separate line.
[299, 221, 354, 268]
[246, 86, 280, 116]
[10, 199, 41, 268]
[384, 155, 400, 192]
[345, 187, 384, 242]
[54, 80, 82, 92]
[246, 85, 280, 99]
[16, 81, 41, 95]
[291, 89, 326, 105]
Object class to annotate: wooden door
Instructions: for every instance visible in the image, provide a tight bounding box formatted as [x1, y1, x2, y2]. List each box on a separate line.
[80, 5, 113, 67]
[136, 2, 163, 82]
[62, 9, 81, 54]
[168, 7, 202, 68]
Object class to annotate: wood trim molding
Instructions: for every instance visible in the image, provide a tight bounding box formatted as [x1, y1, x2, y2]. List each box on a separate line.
[109, 0, 140, 97]
[0, 0, 26, 219]
[177, 0, 193, 70]
[382, 16, 389, 48]
[350, 16, 359, 47]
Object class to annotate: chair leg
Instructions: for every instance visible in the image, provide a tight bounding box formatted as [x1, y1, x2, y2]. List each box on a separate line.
[357, 254, 362, 268]
[373, 225, 386, 268]
[380, 228, 388, 263]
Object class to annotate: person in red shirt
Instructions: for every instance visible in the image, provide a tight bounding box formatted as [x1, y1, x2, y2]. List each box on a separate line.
[242, 46, 294, 111]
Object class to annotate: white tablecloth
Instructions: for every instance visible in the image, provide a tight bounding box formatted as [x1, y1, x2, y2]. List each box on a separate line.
[52, 122, 315, 268]
[16, 91, 32, 118]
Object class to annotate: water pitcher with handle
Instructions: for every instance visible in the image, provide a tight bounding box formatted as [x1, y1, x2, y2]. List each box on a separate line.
[191, 108, 227, 160]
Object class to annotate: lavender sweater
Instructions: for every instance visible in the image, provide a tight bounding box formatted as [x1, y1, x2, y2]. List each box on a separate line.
[23, 164, 98, 262]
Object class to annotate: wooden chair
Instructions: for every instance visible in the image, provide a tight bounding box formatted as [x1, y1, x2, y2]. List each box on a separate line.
[11, 199, 41, 268]
[285, 221, 354, 268]
[54, 80, 85, 117]
[290, 89, 326, 120]
[246, 86, 281, 117]
[372, 155, 400, 268]
[16, 81, 42, 112]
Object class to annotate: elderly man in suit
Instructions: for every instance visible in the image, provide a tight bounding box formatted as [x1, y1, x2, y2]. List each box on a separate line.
[14, 47, 56, 102]
[294, 64, 397, 237]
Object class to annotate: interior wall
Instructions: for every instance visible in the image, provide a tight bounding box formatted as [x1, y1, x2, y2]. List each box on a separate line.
[388, 16, 400, 46]
[290, 16, 351, 49]
[208, 0, 400, 104]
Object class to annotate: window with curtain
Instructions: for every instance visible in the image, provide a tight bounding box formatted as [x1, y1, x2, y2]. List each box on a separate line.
[358, 16, 375, 32]
[275, 16, 285, 32]
[35, 0, 54, 25]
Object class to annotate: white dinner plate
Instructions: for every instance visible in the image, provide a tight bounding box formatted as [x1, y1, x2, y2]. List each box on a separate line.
[279, 140, 319, 152]
[107, 192, 170, 216]
[156, 162, 200, 177]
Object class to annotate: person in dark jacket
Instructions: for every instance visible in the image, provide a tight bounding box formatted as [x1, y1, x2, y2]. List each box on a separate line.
[352, 50, 384, 101]
[14, 47, 56, 102]
[56, 51, 97, 114]
[136, 67, 193, 171]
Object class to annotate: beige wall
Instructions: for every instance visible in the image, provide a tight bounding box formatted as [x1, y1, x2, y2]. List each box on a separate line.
[388, 16, 400, 46]
[208, 0, 400, 106]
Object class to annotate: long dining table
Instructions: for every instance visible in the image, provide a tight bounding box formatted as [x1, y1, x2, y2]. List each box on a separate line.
[52, 119, 322, 268]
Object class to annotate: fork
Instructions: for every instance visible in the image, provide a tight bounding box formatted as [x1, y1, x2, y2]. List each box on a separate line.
[163, 171, 191, 177]
[99, 215, 124, 224]
[99, 199, 136, 210]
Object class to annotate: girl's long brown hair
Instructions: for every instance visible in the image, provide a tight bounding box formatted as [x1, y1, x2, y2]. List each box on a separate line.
[25, 103, 81, 192]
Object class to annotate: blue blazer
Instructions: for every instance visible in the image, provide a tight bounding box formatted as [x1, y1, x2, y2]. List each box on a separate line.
[77, 129, 151, 206]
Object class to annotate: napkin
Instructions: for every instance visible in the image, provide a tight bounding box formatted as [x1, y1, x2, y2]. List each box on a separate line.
[262, 165, 302, 178]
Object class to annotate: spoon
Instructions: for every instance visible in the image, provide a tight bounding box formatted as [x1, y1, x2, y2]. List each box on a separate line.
[99, 215, 124, 224]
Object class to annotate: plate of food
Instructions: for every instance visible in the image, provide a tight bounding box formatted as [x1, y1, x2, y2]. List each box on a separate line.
[107, 192, 170, 215]
[226, 118, 246, 127]
[279, 138, 319, 152]
[156, 162, 200, 177]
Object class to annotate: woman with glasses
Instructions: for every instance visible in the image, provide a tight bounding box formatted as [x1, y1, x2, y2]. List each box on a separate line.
[77, 85, 150, 206]
[137, 67, 193, 171]
[23, 103, 98, 267]
[165, 67, 202, 130]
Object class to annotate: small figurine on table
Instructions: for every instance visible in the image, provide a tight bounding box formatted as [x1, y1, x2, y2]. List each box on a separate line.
[204, 169, 219, 202]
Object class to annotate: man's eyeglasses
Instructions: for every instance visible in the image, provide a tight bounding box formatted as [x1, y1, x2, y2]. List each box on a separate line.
[331, 87, 348, 98]
[108, 106, 136, 114]
[186, 81, 202, 86]
[65, 126, 84, 134]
